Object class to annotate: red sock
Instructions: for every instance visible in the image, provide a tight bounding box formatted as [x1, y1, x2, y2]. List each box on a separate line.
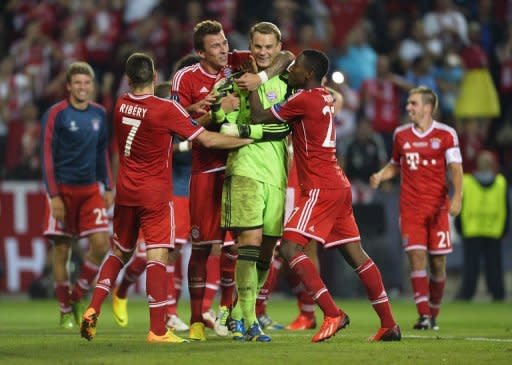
[188, 246, 210, 323]
[255, 260, 280, 316]
[355, 259, 396, 328]
[219, 248, 237, 307]
[202, 254, 220, 313]
[117, 255, 146, 298]
[429, 276, 445, 318]
[411, 270, 431, 316]
[146, 260, 167, 336]
[55, 281, 71, 313]
[70, 260, 100, 302]
[288, 253, 339, 317]
[89, 255, 124, 314]
[287, 267, 315, 318]
[166, 264, 177, 316]
[174, 252, 183, 305]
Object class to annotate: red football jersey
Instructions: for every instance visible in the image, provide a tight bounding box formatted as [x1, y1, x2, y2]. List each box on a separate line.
[114, 93, 204, 207]
[271, 87, 350, 190]
[360, 79, 401, 133]
[171, 63, 227, 174]
[391, 121, 462, 213]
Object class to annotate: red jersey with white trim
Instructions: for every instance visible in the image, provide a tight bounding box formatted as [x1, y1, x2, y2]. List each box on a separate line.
[171, 63, 226, 174]
[271, 87, 350, 190]
[114, 93, 204, 207]
[391, 121, 462, 213]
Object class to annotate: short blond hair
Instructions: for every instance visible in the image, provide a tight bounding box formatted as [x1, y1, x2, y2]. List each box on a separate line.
[409, 85, 438, 113]
[66, 61, 95, 83]
[250, 22, 281, 42]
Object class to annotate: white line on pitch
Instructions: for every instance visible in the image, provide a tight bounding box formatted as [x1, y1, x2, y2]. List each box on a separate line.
[404, 335, 512, 343]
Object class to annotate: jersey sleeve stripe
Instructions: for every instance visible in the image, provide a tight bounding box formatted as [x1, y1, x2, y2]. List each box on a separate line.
[104, 149, 113, 190]
[42, 101, 67, 196]
[270, 106, 287, 122]
[187, 127, 205, 141]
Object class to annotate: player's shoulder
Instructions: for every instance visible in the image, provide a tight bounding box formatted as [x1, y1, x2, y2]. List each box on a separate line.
[432, 120, 458, 137]
[89, 101, 107, 114]
[43, 99, 69, 122]
[393, 123, 413, 137]
[152, 95, 189, 116]
[172, 63, 205, 83]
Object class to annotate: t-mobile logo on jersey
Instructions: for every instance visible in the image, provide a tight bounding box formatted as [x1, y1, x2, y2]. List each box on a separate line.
[405, 152, 420, 170]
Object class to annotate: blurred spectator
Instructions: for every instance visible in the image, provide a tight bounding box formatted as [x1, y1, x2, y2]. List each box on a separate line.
[456, 150, 509, 301]
[398, 19, 442, 71]
[206, 0, 238, 35]
[287, 21, 326, 56]
[333, 22, 377, 91]
[496, 23, 512, 124]
[405, 55, 439, 95]
[0, 55, 33, 122]
[123, 0, 160, 26]
[5, 102, 41, 180]
[342, 119, 387, 204]
[454, 21, 500, 126]
[458, 118, 486, 173]
[323, 0, 370, 48]
[360, 54, 412, 154]
[433, 51, 464, 120]
[423, 0, 469, 52]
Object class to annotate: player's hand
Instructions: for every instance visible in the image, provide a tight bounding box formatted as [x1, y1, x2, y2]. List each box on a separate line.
[187, 93, 217, 115]
[448, 196, 462, 217]
[240, 55, 258, 74]
[220, 123, 240, 137]
[220, 93, 240, 113]
[369, 173, 381, 189]
[103, 191, 114, 209]
[50, 196, 66, 223]
[235, 72, 262, 91]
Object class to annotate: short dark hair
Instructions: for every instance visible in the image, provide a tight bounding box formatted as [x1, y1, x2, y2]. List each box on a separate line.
[193, 20, 223, 51]
[125, 53, 154, 87]
[172, 54, 201, 75]
[301, 49, 329, 82]
[155, 81, 171, 98]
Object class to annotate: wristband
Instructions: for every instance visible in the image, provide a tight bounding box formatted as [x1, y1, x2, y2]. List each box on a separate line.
[257, 70, 268, 84]
[178, 141, 190, 152]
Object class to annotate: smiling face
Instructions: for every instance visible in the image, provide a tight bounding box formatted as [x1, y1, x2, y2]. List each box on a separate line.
[198, 31, 229, 72]
[406, 92, 430, 125]
[250, 31, 282, 70]
[67, 73, 93, 105]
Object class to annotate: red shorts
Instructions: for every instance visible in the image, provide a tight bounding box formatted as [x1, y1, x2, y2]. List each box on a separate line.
[282, 187, 360, 248]
[174, 195, 190, 245]
[400, 203, 452, 255]
[189, 172, 233, 246]
[43, 183, 108, 238]
[112, 202, 174, 253]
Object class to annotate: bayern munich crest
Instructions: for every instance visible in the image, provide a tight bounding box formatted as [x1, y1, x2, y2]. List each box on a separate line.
[190, 225, 200, 240]
[430, 138, 441, 149]
[91, 119, 100, 131]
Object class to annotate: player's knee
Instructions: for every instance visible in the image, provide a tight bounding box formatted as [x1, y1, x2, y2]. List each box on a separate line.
[278, 241, 300, 262]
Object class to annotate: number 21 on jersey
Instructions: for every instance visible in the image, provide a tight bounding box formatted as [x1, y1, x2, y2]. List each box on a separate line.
[321, 105, 336, 148]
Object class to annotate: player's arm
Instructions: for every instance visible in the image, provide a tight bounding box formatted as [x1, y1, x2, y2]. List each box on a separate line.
[448, 162, 463, 216]
[194, 130, 252, 149]
[40, 109, 66, 222]
[235, 51, 295, 91]
[194, 94, 240, 126]
[96, 111, 113, 208]
[369, 163, 400, 189]
[247, 89, 279, 124]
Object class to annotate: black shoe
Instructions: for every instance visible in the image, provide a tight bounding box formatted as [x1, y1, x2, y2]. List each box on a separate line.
[413, 315, 432, 330]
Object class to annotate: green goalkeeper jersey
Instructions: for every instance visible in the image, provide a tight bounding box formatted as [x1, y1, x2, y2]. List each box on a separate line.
[225, 75, 288, 189]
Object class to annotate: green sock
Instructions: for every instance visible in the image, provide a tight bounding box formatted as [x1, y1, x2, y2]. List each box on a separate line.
[231, 301, 243, 321]
[235, 245, 260, 326]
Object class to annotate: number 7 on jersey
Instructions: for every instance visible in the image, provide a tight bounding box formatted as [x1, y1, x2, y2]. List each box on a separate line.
[122, 116, 141, 156]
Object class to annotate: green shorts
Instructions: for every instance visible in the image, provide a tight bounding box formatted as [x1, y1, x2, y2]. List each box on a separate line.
[221, 175, 285, 237]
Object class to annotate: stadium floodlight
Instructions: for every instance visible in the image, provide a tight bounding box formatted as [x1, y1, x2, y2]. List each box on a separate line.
[331, 71, 344, 84]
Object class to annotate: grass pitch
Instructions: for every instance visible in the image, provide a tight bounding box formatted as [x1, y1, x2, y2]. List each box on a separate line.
[0, 298, 510, 364]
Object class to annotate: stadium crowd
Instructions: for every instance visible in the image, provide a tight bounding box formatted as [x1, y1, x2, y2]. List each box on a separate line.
[1, 0, 511, 184]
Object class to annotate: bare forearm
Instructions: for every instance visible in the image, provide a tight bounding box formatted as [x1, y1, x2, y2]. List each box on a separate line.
[264, 51, 295, 79]
[449, 162, 463, 199]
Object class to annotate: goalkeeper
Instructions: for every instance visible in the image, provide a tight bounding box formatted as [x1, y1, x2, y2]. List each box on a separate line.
[217, 22, 294, 342]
